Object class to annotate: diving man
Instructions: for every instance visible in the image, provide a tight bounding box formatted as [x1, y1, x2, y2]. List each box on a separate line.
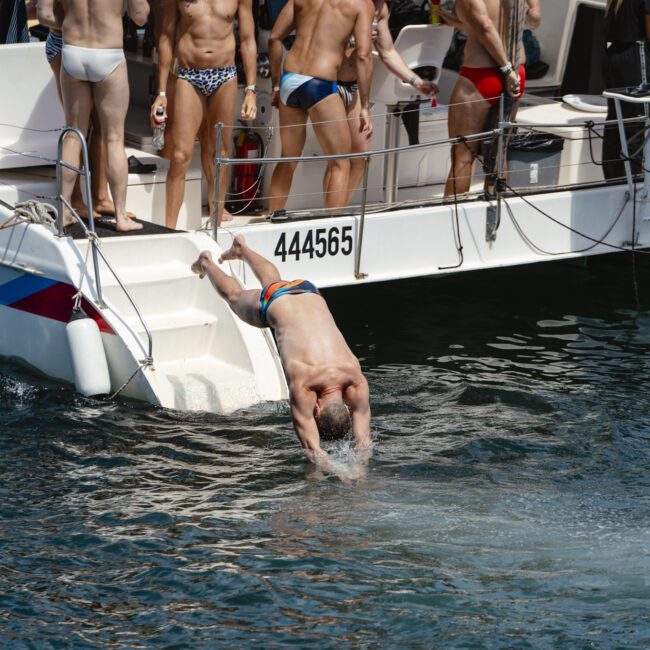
[191, 235, 372, 463]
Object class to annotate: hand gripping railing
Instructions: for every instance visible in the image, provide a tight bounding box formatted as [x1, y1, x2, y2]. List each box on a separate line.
[56, 128, 153, 363]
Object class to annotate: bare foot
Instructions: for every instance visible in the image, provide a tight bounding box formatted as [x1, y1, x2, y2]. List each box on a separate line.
[95, 199, 137, 219]
[220, 208, 234, 223]
[191, 251, 212, 278]
[218, 234, 246, 264]
[115, 217, 143, 233]
[71, 201, 101, 221]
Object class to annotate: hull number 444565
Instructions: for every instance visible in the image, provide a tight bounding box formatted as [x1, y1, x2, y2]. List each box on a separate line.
[274, 226, 353, 262]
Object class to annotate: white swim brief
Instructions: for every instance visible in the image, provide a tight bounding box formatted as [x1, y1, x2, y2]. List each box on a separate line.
[61, 43, 125, 83]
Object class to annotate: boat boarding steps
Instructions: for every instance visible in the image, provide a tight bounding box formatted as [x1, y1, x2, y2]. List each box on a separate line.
[71, 231, 283, 412]
[153, 357, 260, 412]
[123, 308, 217, 363]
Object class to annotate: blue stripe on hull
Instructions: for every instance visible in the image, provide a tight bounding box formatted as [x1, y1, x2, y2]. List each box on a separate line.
[0, 274, 58, 306]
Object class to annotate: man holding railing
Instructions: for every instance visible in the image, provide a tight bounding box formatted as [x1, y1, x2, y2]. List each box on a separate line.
[268, 0, 374, 213]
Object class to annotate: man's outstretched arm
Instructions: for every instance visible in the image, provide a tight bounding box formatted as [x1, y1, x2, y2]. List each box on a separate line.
[290, 389, 325, 461]
[346, 376, 372, 455]
[374, 4, 436, 96]
[269, 0, 295, 107]
[238, 0, 258, 120]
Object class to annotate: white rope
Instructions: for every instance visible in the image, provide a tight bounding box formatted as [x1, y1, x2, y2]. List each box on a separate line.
[0, 199, 58, 230]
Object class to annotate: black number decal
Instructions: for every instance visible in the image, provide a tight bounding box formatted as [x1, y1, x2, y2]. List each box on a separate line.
[288, 231, 300, 261]
[275, 226, 355, 260]
[328, 227, 340, 256]
[315, 228, 327, 258]
[274, 232, 287, 262]
[341, 225, 353, 255]
[302, 230, 314, 259]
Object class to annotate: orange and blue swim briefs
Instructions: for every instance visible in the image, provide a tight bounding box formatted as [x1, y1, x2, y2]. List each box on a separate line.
[259, 279, 320, 326]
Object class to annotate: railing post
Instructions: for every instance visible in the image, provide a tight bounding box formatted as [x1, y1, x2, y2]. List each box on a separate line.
[56, 127, 104, 307]
[56, 134, 64, 237]
[354, 156, 370, 280]
[495, 93, 506, 237]
[384, 106, 401, 205]
[613, 98, 635, 196]
[212, 122, 224, 242]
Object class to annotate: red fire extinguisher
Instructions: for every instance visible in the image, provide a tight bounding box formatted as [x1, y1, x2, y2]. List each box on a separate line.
[232, 130, 261, 207]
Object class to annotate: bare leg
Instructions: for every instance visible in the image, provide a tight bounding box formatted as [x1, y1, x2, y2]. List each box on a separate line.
[50, 55, 94, 219]
[91, 62, 142, 232]
[268, 103, 308, 212]
[219, 234, 281, 286]
[191, 250, 264, 327]
[343, 92, 370, 205]
[444, 76, 491, 196]
[310, 94, 352, 209]
[165, 77, 204, 229]
[205, 77, 237, 224]
[60, 68, 93, 226]
[90, 111, 135, 217]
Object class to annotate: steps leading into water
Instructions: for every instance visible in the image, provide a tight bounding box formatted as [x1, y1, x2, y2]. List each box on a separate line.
[75, 232, 283, 412]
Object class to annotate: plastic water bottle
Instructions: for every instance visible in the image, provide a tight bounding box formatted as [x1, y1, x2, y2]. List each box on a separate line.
[152, 106, 165, 151]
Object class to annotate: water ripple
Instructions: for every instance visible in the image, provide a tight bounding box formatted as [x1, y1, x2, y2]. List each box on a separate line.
[2, 260, 650, 647]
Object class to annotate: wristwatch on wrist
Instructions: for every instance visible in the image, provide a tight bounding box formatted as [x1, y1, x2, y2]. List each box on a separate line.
[408, 74, 419, 87]
[499, 62, 513, 76]
[244, 84, 258, 93]
[272, 85, 280, 92]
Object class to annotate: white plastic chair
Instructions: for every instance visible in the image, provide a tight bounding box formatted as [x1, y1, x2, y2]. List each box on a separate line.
[371, 24, 454, 105]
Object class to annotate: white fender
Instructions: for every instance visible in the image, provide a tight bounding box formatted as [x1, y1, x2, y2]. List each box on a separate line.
[65, 310, 111, 397]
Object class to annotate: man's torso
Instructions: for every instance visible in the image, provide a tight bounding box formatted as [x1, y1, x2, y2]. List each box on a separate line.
[60, 0, 124, 48]
[285, 0, 362, 81]
[267, 292, 363, 393]
[175, 0, 239, 69]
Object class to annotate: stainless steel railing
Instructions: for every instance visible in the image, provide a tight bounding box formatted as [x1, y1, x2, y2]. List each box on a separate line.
[211, 113, 646, 276]
[55, 128, 154, 362]
[56, 127, 104, 304]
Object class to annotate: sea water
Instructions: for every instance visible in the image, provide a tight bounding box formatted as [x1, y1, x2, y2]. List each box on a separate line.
[2, 257, 650, 648]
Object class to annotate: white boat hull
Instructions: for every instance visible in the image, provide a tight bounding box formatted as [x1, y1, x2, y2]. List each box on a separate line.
[224, 184, 647, 289]
[0, 222, 288, 412]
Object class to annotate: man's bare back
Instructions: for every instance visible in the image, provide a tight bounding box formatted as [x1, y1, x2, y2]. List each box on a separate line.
[266, 291, 364, 396]
[59, 0, 146, 48]
[443, 0, 540, 69]
[284, 0, 372, 81]
[442, 0, 540, 196]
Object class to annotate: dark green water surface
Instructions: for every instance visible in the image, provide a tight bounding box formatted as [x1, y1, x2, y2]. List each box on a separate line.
[2, 258, 650, 648]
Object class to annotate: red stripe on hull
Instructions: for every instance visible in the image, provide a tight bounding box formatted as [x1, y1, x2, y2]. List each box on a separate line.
[9, 282, 114, 334]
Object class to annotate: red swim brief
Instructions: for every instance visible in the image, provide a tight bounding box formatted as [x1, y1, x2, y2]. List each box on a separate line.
[459, 64, 527, 107]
